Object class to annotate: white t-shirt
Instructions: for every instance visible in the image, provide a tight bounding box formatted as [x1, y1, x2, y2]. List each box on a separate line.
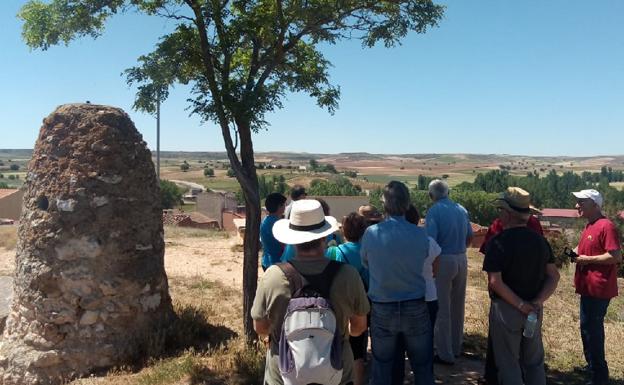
[423, 236, 442, 302]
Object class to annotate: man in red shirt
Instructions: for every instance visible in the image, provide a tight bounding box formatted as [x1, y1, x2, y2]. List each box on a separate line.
[572, 189, 622, 385]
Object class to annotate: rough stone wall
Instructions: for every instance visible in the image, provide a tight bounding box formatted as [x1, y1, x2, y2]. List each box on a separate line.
[0, 104, 174, 384]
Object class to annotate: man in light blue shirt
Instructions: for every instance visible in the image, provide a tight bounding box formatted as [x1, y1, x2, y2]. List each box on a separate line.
[361, 181, 434, 385]
[425, 179, 473, 364]
[260, 193, 287, 270]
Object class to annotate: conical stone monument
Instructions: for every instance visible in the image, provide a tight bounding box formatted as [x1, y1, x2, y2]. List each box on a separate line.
[0, 104, 174, 384]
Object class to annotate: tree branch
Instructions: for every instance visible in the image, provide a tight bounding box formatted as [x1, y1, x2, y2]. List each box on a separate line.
[184, 0, 242, 173]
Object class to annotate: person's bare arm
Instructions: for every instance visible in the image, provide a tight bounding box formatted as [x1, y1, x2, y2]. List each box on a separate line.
[348, 314, 367, 337]
[466, 234, 474, 248]
[576, 249, 622, 265]
[253, 318, 271, 336]
[532, 263, 560, 308]
[487, 272, 536, 315]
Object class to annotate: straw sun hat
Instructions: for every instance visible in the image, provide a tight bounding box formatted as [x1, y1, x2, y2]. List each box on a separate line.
[493, 187, 541, 219]
[272, 199, 338, 245]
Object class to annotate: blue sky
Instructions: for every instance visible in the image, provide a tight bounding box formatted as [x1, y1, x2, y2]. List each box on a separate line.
[1, 0, 623, 156]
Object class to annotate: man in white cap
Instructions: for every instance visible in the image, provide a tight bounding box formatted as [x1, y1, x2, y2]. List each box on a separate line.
[251, 199, 369, 385]
[571, 189, 622, 385]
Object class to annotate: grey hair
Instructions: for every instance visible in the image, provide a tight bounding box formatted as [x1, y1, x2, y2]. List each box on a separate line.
[428, 179, 449, 200]
[383, 181, 410, 216]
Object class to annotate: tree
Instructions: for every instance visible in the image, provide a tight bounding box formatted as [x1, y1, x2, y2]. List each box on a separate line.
[9, 164, 19, 171]
[159, 180, 182, 209]
[204, 167, 215, 177]
[20, 0, 444, 341]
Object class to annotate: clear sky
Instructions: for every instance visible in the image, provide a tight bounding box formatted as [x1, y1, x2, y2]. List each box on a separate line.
[1, 0, 623, 156]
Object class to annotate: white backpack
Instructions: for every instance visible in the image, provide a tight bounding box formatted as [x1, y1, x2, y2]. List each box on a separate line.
[277, 261, 343, 385]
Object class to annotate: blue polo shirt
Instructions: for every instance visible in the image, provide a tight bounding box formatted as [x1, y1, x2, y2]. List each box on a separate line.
[425, 197, 472, 255]
[361, 216, 429, 302]
[260, 215, 283, 269]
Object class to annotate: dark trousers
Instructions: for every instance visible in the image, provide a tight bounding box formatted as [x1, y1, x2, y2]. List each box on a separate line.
[580, 296, 611, 384]
[390, 300, 438, 385]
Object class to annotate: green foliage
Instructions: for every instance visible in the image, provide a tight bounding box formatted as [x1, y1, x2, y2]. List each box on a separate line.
[160, 179, 182, 209]
[180, 161, 190, 172]
[307, 176, 362, 196]
[9, 164, 19, 171]
[203, 167, 214, 177]
[309, 159, 337, 174]
[409, 190, 431, 217]
[226, 168, 236, 178]
[450, 190, 499, 226]
[417, 174, 438, 191]
[8, 175, 16, 180]
[0, 182, 8, 189]
[368, 187, 383, 211]
[258, 174, 287, 199]
[343, 170, 357, 178]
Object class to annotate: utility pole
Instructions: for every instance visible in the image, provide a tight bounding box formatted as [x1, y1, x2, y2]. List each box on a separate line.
[156, 90, 161, 180]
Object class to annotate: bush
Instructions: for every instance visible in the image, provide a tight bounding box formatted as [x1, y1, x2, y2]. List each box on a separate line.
[0, 182, 8, 189]
[8, 175, 15, 180]
[226, 168, 236, 177]
[9, 164, 19, 171]
[180, 161, 190, 172]
[545, 233, 573, 268]
[160, 180, 183, 209]
[203, 168, 214, 177]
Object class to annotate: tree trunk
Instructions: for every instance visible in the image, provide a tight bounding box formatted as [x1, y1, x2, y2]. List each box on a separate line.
[241, 183, 260, 342]
[224, 118, 261, 343]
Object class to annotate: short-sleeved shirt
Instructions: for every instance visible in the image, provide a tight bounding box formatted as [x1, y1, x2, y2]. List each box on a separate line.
[425, 197, 473, 255]
[479, 215, 544, 254]
[483, 226, 555, 301]
[423, 236, 442, 302]
[326, 242, 369, 289]
[261, 215, 283, 269]
[251, 258, 370, 385]
[574, 217, 621, 299]
[361, 216, 429, 302]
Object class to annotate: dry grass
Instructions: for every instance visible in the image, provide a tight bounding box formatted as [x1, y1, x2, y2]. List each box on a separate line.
[0, 225, 17, 250]
[464, 249, 624, 382]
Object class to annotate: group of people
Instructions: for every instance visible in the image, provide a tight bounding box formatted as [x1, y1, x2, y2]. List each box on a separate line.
[251, 180, 622, 385]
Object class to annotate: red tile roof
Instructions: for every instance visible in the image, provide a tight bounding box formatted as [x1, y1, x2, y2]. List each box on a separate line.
[0, 189, 19, 200]
[540, 208, 579, 218]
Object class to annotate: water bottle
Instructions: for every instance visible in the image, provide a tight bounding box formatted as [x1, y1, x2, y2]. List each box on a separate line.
[523, 311, 538, 338]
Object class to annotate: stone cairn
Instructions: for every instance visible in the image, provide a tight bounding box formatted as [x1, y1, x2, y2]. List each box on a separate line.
[0, 104, 174, 384]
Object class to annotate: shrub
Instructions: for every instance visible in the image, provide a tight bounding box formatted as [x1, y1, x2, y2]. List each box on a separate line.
[545, 233, 573, 268]
[160, 180, 183, 209]
[8, 175, 15, 180]
[180, 161, 190, 172]
[226, 168, 235, 177]
[0, 182, 8, 189]
[9, 164, 19, 171]
[203, 168, 214, 177]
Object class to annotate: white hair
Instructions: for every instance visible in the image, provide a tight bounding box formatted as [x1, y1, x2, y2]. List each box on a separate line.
[428, 179, 449, 201]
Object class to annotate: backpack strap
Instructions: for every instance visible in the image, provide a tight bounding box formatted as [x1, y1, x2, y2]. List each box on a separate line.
[337, 245, 350, 265]
[277, 262, 304, 296]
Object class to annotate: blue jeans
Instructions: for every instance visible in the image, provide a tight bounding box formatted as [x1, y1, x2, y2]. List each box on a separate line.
[370, 299, 433, 385]
[580, 296, 610, 384]
[391, 300, 438, 385]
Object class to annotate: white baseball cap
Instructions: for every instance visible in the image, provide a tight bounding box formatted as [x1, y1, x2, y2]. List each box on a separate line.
[572, 189, 603, 208]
